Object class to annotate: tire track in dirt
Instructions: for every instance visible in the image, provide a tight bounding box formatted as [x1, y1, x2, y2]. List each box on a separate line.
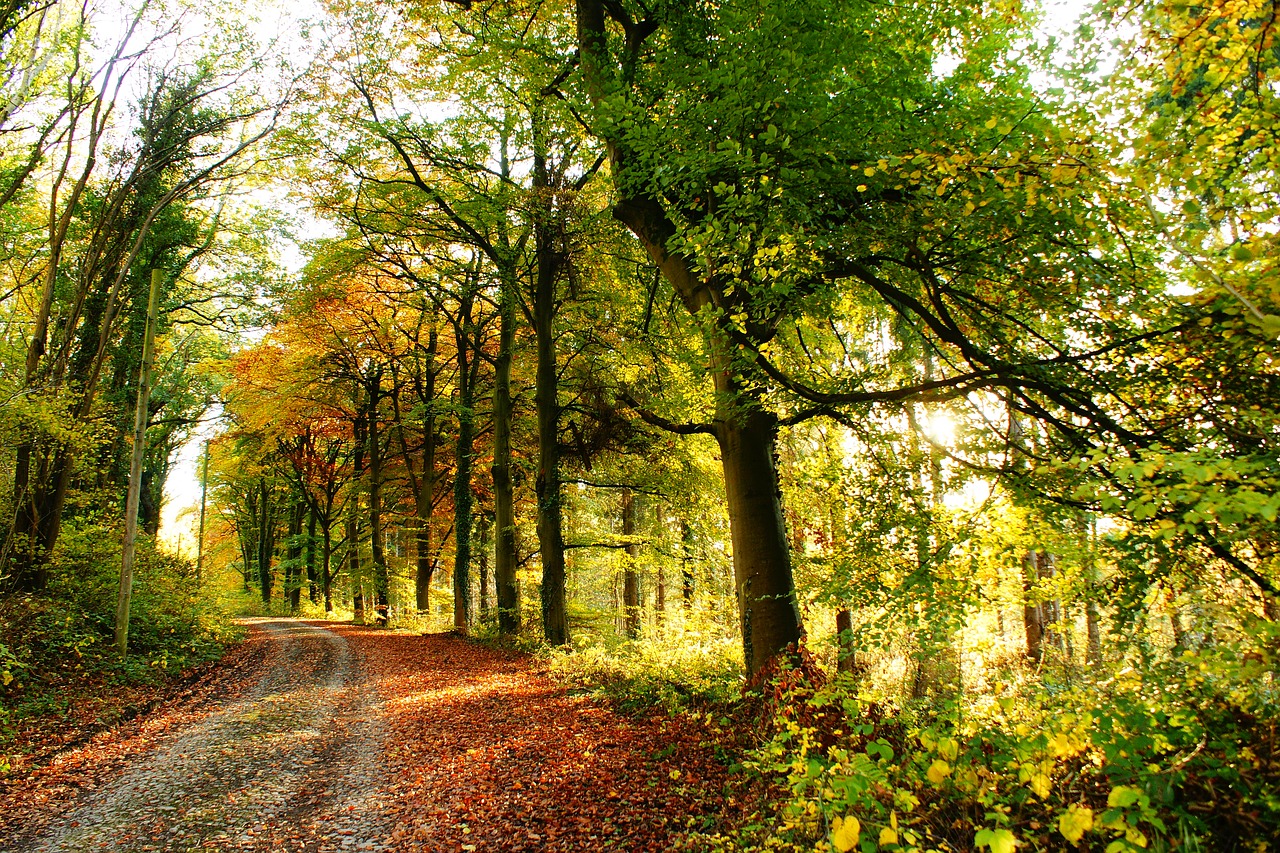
[14, 619, 390, 853]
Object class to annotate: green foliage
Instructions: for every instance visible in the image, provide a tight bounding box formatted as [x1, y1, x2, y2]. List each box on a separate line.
[548, 627, 744, 716]
[702, 640, 1279, 852]
[0, 529, 238, 754]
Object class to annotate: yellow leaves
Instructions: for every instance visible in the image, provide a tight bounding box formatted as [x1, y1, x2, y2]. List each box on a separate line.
[974, 827, 1017, 853]
[1107, 785, 1144, 808]
[1018, 759, 1054, 797]
[878, 826, 899, 845]
[1027, 768, 1051, 798]
[1048, 731, 1086, 759]
[1058, 804, 1094, 844]
[1126, 827, 1149, 848]
[1049, 163, 1080, 185]
[954, 766, 980, 792]
[926, 759, 951, 785]
[830, 815, 860, 852]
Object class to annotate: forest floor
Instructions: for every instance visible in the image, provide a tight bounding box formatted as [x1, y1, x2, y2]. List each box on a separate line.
[0, 619, 737, 852]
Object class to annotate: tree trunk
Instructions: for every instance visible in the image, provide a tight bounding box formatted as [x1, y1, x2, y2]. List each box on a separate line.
[1023, 550, 1045, 664]
[305, 505, 318, 604]
[257, 479, 273, 606]
[350, 381, 367, 623]
[452, 293, 479, 634]
[366, 373, 389, 626]
[835, 608, 857, 674]
[681, 520, 695, 609]
[492, 271, 520, 634]
[322, 522, 334, 613]
[348, 510, 362, 623]
[532, 128, 568, 647]
[415, 327, 438, 613]
[621, 488, 640, 639]
[655, 563, 666, 622]
[1082, 514, 1102, 669]
[717, 403, 804, 675]
[286, 499, 304, 613]
[477, 513, 491, 620]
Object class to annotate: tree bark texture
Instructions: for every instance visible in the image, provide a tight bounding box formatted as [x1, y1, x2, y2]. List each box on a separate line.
[366, 372, 389, 625]
[492, 273, 520, 634]
[532, 123, 568, 647]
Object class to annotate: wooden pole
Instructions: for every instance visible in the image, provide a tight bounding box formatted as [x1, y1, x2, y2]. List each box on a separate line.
[196, 438, 209, 587]
[115, 269, 163, 656]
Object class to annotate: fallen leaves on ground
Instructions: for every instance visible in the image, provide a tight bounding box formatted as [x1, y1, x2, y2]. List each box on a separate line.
[341, 624, 736, 852]
[0, 628, 270, 848]
[2, 621, 739, 852]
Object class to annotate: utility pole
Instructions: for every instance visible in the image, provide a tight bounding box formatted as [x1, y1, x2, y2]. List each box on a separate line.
[196, 438, 209, 587]
[115, 269, 162, 656]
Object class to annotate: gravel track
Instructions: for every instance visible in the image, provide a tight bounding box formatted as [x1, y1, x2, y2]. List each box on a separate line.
[14, 619, 391, 853]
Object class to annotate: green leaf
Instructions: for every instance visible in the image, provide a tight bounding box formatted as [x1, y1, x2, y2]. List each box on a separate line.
[975, 827, 1018, 853]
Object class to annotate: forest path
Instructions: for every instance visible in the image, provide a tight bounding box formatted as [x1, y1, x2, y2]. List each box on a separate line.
[4, 620, 733, 853]
[16, 619, 389, 853]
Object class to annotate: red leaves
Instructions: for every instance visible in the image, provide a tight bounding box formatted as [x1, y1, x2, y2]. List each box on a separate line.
[342, 625, 733, 852]
[2, 622, 736, 851]
[0, 629, 270, 847]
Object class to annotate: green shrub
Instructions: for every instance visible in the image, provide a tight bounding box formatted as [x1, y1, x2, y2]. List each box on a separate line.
[548, 626, 744, 715]
[703, 639, 1279, 853]
[0, 531, 239, 756]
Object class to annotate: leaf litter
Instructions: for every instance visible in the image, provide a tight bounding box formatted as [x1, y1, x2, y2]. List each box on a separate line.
[2, 620, 736, 852]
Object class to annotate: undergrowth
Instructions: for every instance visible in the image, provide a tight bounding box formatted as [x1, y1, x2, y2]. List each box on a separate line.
[0, 538, 238, 768]
[686, 639, 1279, 853]
[547, 626, 744, 715]
[546, 620, 1279, 852]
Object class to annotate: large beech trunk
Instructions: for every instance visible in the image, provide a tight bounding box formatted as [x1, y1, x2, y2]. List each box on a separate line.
[576, 0, 805, 674]
[286, 499, 304, 613]
[305, 507, 318, 604]
[366, 376, 389, 626]
[453, 380, 475, 632]
[534, 268, 567, 645]
[452, 287, 484, 633]
[321, 521, 334, 612]
[532, 123, 569, 647]
[414, 327, 439, 613]
[257, 479, 273, 605]
[716, 404, 804, 675]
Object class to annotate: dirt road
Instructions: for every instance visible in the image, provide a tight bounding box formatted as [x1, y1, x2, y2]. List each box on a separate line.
[4, 620, 731, 853]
